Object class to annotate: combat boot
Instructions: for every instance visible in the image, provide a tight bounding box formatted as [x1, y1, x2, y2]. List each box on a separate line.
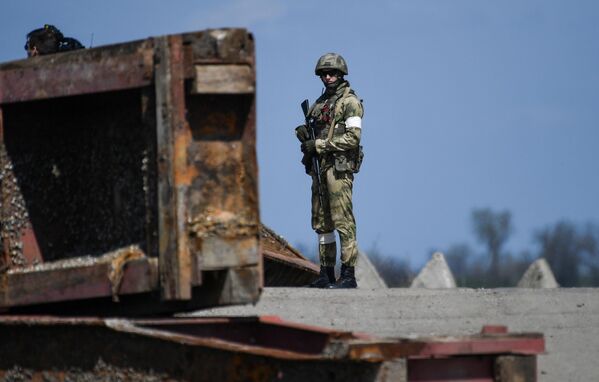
[307, 266, 336, 288]
[329, 264, 357, 289]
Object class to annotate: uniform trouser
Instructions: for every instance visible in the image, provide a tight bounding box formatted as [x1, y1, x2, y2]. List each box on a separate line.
[311, 166, 358, 267]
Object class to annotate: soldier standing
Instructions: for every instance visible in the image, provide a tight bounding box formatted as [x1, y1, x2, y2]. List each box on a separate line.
[296, 53, 364, 289]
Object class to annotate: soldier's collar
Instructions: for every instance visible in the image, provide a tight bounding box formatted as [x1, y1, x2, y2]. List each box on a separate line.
[334, 80, 349, 96]
[323, 80, 347, 97]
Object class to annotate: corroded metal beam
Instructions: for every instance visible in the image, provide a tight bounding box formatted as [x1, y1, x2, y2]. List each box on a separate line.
[155, 35, 193, 300]
[0, 40, 154, 104]
[0, 316, 543, 381]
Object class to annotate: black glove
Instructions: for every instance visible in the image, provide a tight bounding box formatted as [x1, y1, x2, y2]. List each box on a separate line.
[301, 152, 313, 174]
[301, 139, 316, 155]
[295, 124, 310, 143]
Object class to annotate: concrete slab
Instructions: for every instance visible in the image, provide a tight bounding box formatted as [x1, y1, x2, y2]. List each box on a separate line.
[517, 258, 559, 288]
[189, 288, 599, 382]
[410, 252, 456, 288]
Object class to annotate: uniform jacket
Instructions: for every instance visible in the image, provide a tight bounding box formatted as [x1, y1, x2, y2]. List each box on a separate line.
[309, 81, 363, 172]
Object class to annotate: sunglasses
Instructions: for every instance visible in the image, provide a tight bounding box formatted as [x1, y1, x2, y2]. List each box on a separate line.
[320, 70, 340, 77]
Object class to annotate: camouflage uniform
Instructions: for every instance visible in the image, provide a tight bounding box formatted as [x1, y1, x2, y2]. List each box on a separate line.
[308, 78, 363, 268]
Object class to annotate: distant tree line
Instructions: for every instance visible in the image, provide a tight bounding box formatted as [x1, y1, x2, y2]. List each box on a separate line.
[297, 208, 599, 287]
[444, 208, 599, 287]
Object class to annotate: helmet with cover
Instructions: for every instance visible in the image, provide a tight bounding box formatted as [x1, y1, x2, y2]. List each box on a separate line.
[314, 53, 348, 76]
[25, 24, 64, 55]
[25, 24, 84, 56]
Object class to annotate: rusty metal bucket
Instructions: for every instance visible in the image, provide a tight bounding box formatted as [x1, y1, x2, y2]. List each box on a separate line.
[0, 29, 261, 314]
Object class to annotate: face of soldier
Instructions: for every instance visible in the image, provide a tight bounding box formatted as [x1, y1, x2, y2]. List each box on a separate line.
[320, 71, 340, 86]
[26, 45, 39, 57]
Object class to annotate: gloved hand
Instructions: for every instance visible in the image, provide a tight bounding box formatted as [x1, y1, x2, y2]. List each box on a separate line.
[301, 152, 313, 174]
[295, 124, 310, 143]
[301, 139, 316, 155]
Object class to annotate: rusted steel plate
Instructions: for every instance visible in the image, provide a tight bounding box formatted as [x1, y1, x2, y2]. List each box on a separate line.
[210, 266, 262, 306]
[263, 250, 319, 286]
[185, 82, 261, 291]
[155, 35, 193, 300]
[407, 357, 495, 382]
[18, 227, 43, 266]
[0, 315, 105, 325]
[183, 29, 255, 66]
[481, 325, 509, 334]
[406, 335, 546, 356]
[0, 88, 158, 267]
[346, 334, 545, 361]
[131, 318, 342, 359]
[198, 236, 260, 270]
[495, 355, 537, 382]
[178, 30, 261, 298]
[0, 316, 393, 382]
[193, 65, 255, 94]
[0, 315, 362, 360]
[0, 266, 259, 316]
[259, 224, 318, 286]
[0, 248, 158, 307]
[260, 224, 306, 260]
[0, 40, 154, 104]
[0, 104, 35, 269]
[0, 315, 544, 382]
[0, 107, 7, 272]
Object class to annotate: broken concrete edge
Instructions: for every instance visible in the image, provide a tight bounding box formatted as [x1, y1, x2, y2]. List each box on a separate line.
[410, 252, 457, 289]
[517, 258, 559, 288]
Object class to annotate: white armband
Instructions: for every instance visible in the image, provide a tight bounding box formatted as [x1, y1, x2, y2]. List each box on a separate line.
[345, 116, 362, 129]
[318, 232, 336, 244]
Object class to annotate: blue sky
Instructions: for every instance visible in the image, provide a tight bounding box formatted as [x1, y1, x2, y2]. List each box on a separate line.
[1, 1, 598, 267]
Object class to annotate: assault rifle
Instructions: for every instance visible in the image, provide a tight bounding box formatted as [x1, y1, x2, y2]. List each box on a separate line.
[301, 99, 325, 208]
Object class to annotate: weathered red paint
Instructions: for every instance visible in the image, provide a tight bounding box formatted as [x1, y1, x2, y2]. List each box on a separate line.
[155, 34, 194, 300]
[348, 334, 545, 360]
[19, 226, 43, 266]
[481, 325, 509, 334]
[413, 335, 545, 357]
[408, 357, 495, 382]
[0, 41, 154, 104]
[262, 249, 319, 286]
[0, 29, 262, 313]
[1, 257, 158, 307]
[0, 315, 543, 381]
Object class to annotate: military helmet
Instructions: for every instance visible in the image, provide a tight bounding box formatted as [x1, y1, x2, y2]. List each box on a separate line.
[25, 24, 64, 55]
[315, 53, 348, 76]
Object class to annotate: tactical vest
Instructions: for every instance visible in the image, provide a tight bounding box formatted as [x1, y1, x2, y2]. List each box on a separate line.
[309, 85, 364, 174]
